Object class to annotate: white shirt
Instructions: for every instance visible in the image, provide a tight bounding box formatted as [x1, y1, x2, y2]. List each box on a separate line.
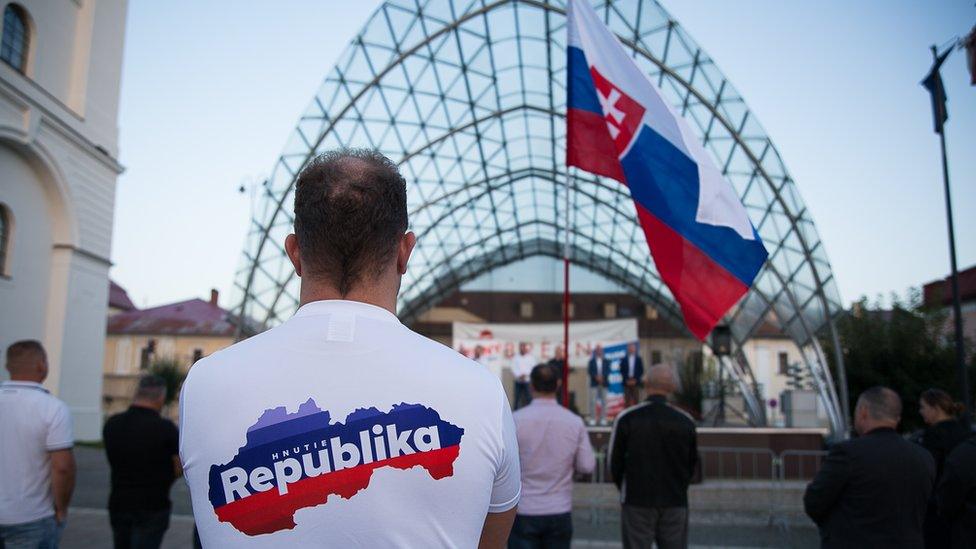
[511, 354, 537, 381]
[0, 381, 74, 525]
[180, 300, 521, 548]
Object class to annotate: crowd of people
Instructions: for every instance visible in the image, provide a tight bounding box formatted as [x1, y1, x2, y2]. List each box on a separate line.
[1, 149, 974, 549]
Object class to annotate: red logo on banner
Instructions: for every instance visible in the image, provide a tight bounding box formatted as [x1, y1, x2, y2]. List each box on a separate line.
[589, 67, 645, 155]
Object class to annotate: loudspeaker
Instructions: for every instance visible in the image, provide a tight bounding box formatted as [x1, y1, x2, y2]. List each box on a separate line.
[711, 325, 732, 357]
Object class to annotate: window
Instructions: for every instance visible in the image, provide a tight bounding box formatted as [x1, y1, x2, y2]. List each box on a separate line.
[603, 302, 617, 318]
[651, 350, 662, 365]
[519, 301, 533, 319]
[778, 352, 789, 375]
[1, 5, 29, 73]
[0, 204, 9, 276]
[644, 305, 658, 320]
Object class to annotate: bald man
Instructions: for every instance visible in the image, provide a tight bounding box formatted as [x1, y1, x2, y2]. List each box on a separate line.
[609, 365, 697, 549]
[804, 387, 935, 548]
[0, 340, 75, 547]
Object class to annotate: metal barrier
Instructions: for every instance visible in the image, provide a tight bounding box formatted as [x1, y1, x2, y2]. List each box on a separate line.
[581, 444, 829, 533]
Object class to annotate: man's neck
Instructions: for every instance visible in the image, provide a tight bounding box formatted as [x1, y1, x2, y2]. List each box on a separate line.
[533, 394, 557, 401]
[131, 400, 162, 413]
[8, 374, 43, 384]
[299, 284, 397, 315]
[647, 391, 668, 399]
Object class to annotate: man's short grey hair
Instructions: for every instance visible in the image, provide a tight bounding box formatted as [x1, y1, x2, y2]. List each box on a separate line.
[857, 386, 901, 422]
[647, 363, 678, 393]
[135, 374, 167, 401]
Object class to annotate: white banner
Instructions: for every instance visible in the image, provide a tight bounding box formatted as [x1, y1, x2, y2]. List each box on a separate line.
[452, 318, 638, 370]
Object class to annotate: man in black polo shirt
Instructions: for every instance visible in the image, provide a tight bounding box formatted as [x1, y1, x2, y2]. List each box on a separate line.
[103, 375, 181, 549]
[609, 364, 698, 549]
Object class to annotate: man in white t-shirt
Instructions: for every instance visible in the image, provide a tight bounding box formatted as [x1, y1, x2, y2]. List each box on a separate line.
[180, 150, 520, 548]
[511, 343, 537, 410]
[0, 340, 76, 547]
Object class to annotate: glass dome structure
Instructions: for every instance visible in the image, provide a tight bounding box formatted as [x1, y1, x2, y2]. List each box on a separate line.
[233, 0, 848, 434]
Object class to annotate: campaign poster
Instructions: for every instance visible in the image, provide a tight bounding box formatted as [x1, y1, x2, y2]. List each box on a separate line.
[602, 341, 631, 420]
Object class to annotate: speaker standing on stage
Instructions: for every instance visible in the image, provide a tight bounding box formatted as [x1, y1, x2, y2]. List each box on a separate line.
[622, 343, 644, 408]
[587, 346, 609, 425]
[512, 342, 536, 410]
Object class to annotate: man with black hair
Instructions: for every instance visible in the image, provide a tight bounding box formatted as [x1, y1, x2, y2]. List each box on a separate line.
[510, 364, 594, 548]
[804, 386, 935, 548]
[180, 149, 520, 548]
[103, 375, 181, 549]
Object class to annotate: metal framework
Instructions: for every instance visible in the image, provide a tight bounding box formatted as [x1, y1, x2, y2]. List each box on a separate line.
[233, 0, 848, 434]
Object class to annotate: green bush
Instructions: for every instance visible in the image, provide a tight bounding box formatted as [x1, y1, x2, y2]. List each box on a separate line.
[148, 358, 186, 405]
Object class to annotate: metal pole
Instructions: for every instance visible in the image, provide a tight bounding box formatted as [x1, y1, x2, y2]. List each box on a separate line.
[562, 169, 572, 407]
[936, 109, 971, 417]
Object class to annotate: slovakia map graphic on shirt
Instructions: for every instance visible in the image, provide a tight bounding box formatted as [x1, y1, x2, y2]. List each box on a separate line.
[207, 399, 464, 536]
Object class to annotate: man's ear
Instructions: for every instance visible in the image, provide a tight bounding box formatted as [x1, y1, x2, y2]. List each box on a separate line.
[285, 234, 303, 277]
[397, 231, 417, 275]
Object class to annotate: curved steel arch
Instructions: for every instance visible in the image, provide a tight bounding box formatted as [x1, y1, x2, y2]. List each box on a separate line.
[234, 0, 848, 434]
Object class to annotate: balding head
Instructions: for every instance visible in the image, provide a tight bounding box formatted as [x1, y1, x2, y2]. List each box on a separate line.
[5, 340, 48, 383]
[287, 148, 411, 298]
[854, 386, 901, 434]
[646, 364, 677, 396]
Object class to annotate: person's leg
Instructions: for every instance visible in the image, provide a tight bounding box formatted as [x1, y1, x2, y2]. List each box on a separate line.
[110, 509, 134, 549]
[507, 514, 543, 549]
[130, 509, 170, 549]
[597, 387, 606, 424]
[654, 507, 689, 549]
[540, 512, 572, 549]
[621, 505, 657, 549]
[588, 386, 597, 421]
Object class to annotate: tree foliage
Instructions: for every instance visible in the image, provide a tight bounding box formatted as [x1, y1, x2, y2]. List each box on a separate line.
[149, 358, 187, 405]
[823, 291, 974, 432]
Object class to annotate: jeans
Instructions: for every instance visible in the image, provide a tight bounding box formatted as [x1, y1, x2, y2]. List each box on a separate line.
[0, 516, 62, 549]
[620, 505, 688, 549]
[109, 508, 170, 549]
[508, 513, 572, 549]
[589, 386, 605, 423]
[514, 381, 532, 409]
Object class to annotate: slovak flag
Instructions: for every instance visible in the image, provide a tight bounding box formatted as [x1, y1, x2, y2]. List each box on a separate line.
[566, 0, 768, 340]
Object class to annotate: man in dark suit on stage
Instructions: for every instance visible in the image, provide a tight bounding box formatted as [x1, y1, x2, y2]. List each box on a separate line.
[621, 343, 644, 408]
[804, 386, 935, 548]
[587, 346, 610, 424]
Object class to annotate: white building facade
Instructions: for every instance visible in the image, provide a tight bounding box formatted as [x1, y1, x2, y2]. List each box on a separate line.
[0, 0, 127, 440]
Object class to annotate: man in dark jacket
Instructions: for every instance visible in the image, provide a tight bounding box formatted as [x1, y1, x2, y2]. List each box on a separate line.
[103, 375, 182, 549]
[621, 343, 644, 407]
[587, 346, 610, 424]
[610, 364, 697, 549]
[804, 386, 935, 548]
[937, 434, 976, 549]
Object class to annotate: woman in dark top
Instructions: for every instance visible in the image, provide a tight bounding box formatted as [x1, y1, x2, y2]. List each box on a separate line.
[918, 388, 971, 548]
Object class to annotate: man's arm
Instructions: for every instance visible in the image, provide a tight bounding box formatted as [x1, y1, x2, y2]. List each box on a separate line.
[479, 508, 517, 549]
[609, 415, 628, 488]
[936, 445, 971, 519]
[576, 422, 597, 475]
[50, 449, 76, 523]
[687, 426, 699, 483]
[803, 444, 850, 525]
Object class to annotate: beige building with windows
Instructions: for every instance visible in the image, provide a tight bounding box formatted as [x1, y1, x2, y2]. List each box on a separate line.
[0, 0, 127, 440]
[102, 288, 240, 416]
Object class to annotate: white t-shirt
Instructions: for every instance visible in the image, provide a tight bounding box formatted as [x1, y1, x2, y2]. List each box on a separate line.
[511, 354, 537, 381]
[0, 381, 74, 525]
[180, 300, 521, 548]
